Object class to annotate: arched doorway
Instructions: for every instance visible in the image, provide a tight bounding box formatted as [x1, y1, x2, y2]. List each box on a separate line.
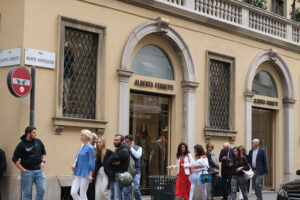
[117, 17, 199, 193]
[245, 49, 295, 187]
[252, 70, 278, 188]
[117, 17, 199, 151]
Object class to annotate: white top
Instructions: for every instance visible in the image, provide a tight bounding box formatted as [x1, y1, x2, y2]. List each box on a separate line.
[130, 146, 142, 159]
[252, 149, 259, 168]
[186, 156, 209, 174]
[171, 153, 193, 175]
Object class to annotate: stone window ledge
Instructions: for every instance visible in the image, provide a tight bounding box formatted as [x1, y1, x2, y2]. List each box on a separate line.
[204, 128, 237, 144]
[52, 117, 107, 135]
[58, 175, 74, 187]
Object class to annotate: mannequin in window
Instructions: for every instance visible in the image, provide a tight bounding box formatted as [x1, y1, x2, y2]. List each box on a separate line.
[272, 0, 284, 16]
[135, 124, 152, 188]
[63, 41, 75, 115]
[149, 126, 168, 175]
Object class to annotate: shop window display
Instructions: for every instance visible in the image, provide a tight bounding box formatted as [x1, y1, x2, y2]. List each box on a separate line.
[129, 92, 170, 191]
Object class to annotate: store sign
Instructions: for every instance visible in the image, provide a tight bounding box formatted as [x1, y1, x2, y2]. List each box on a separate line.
[253, 98, 278, 106]
[0, 48, 21, 67]
[25, 48, 55, 69]
[7, 66, 32, 97]
[134, 79, 174, 90]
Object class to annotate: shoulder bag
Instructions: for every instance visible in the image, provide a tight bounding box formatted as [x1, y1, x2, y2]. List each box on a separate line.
[242, 157, 254, 180]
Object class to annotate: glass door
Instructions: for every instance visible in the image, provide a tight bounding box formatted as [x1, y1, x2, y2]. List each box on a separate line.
[129, 91, 171, 192]
[252, 108, 274, 189]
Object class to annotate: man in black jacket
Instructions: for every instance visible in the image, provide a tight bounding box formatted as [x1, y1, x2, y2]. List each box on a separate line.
[248, 139, 268, 200]
[219, 142, 233, 200]
[12, 126, 46, 200]
[0, 148, 7, 200]
[106, 134, 130, 200]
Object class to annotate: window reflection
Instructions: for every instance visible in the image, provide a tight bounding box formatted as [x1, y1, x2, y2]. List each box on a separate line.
[253, 71, 278, 98]
[132, 45, 174, 80]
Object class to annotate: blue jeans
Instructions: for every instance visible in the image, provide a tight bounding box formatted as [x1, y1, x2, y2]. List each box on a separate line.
[252, 172, 263, 200]
[21, 169, 45, 200]
[123, 173, 142, 200]
[110, 181, 123, 200]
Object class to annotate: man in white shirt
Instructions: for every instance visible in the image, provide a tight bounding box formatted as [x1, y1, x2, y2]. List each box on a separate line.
[124, 135, 143, 200]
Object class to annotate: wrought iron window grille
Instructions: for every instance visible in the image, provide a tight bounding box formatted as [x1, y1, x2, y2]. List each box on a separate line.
[209, 59, 230, 130]
[63, 27, 98, 119]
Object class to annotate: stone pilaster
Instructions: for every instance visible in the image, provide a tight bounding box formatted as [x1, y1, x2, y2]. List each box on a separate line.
[283, 98, 296, 180]
[117, 69, 133, 136]
[181, 81, 199, 151]
[244, 91, 255, 151]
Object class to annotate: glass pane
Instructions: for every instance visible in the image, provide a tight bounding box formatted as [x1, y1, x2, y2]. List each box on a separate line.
[132, 45, 174, 80]
[253, 71, 278, 98]
[129, 92, 170, 191]
[252, 108, 273, 188]
[209, 59, 230, 130]
[63, 27, 98, 119]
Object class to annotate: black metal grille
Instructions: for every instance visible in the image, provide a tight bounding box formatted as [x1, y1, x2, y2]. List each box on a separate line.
[209, 59, 230, 130]
[63, 27, 98, 119]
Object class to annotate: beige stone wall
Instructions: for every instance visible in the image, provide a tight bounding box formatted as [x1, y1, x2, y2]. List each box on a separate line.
[0, 0, 300, 198]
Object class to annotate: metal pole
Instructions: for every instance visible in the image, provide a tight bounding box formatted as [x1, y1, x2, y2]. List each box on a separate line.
[131, 182, 135, 200]
[30, 66, 36, 126]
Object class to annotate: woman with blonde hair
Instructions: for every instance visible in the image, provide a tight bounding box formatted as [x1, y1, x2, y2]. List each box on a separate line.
[94, 137, 113, 200]
[87, 132, 99, 200]
[71, 129, 95, 200]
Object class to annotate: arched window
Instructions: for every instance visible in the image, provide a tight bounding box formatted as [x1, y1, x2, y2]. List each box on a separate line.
[132, 45, 174, 80]
[253, 71, 278, 98]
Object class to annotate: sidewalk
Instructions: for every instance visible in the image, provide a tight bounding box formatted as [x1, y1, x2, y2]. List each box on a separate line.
[142, 190, 278, 200]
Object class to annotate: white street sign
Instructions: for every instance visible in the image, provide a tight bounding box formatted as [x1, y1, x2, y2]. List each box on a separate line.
[0, 48, 21, 67]
[25, 48, 56, 69]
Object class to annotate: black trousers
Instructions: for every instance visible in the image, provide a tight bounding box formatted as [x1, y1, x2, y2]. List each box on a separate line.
[0, 176, 2, 200]
[221, 169, 232, 200]
[86, 179, 95, 200]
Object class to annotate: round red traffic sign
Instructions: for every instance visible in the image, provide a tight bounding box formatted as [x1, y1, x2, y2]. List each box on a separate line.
[7, 67, 32, 97]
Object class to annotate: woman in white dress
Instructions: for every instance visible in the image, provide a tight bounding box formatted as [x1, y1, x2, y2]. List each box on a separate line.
[186, 144, 209, 200]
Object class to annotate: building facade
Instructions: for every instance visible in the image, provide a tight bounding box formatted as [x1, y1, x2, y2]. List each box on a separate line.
[0, 0, 300, 199]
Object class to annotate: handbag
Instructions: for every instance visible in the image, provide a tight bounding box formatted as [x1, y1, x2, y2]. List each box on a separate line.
[200, 173, 212, 183]
[243, 168, 254, 180]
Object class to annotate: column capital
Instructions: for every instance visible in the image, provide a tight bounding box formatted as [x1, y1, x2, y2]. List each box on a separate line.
[181, 81, 199, 92]
[244, 91, 255, 102]
[117, 68, 133, 83]
[283, 98, 296, 108]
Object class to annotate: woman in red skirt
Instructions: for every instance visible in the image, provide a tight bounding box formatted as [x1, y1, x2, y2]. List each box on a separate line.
[167, 143, 193, 200]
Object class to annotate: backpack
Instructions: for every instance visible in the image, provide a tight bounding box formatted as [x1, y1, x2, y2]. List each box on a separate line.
[116, 150, 136, 187]
[127, 154, 136, 178]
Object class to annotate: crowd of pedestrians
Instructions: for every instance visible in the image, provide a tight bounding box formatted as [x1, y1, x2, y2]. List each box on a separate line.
[0, 125, 269, 200]
[168, 140, 268, 200]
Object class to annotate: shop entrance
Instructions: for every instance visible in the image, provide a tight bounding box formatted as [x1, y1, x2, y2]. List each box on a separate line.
[252, 108, 274, 189]
[129, 91, 171, 193]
